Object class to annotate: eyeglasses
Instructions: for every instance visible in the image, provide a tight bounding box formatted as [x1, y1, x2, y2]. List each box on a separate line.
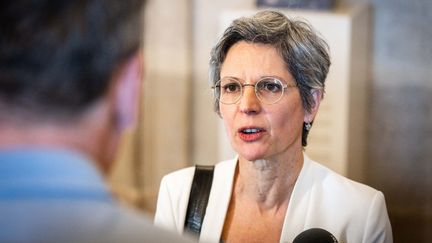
[212, 77, 297, 105]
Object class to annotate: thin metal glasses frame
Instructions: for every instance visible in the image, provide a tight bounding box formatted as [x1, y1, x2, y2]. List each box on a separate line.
[212, 77, 297, 105]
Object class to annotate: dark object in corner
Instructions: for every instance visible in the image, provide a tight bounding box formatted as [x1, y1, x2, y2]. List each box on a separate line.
[257, 0, 335, 10]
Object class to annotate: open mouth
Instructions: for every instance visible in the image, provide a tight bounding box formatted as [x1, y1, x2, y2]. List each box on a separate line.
[240, 128, 263, 134]
[238, 127, 265, 141]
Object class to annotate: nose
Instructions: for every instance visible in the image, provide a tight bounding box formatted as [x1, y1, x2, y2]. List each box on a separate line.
[239, 84, 261, 114]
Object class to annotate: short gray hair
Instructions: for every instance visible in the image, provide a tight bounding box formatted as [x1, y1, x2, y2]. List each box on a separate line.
[209, 10, 331, 146]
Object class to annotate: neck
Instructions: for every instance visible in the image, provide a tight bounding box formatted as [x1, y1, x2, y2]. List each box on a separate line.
[0, 122, 97, 162]
[235, 150, 304, 210]
[0, 100, 116, 174]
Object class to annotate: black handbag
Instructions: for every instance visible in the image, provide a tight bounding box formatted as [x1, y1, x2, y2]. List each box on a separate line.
[184, 165, 215, 237]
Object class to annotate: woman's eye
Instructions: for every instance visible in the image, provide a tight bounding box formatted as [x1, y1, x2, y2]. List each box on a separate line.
[223, 83, 240, 93]
[260, 81, 282, 92]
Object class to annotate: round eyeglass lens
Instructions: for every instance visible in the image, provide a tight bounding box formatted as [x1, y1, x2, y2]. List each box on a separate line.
[255, 78, 285, 104]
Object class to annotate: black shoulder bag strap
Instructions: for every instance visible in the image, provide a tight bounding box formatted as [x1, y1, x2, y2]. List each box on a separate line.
[184, 165, 215, 237]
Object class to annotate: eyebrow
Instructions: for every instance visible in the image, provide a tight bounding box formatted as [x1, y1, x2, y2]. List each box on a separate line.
[221, 75, 289, 84]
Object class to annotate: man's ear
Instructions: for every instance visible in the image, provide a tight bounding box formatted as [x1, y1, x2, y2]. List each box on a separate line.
[304, 89, 323, 123]
[113, 51, 144, 132]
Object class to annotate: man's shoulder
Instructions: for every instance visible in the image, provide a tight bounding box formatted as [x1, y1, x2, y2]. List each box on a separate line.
[0, 199, 191, 243]
[101, 204, 188, 242]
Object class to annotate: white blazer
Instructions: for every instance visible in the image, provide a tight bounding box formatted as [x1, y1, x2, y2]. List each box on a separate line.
[155, 155, 393, 243]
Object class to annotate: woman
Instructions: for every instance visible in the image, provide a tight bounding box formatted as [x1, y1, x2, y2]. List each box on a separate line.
[155, 10, 392, 243]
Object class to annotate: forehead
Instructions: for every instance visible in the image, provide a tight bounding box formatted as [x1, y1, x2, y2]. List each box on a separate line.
[220, 41, 290, 80]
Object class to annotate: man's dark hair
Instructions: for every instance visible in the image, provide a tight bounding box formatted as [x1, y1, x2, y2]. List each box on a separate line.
[0, 0, 145, 119]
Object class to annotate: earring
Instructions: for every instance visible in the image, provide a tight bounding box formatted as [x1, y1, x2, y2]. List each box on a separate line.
[305, 122, 312, 131]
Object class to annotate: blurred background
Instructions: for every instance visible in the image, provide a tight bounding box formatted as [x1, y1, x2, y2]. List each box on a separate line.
[108, 0, 431, 242]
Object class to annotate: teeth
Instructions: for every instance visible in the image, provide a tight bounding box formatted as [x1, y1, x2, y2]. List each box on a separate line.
[242, 128, 260, 134]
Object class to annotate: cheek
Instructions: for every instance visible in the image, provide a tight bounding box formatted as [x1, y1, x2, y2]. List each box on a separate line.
[270, 100, 304, 133]
[220, 105, 236, 135]
[219, 104, 230, 121]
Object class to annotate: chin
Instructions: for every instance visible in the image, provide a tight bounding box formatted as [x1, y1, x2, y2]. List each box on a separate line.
[232, 143, 263, 160]
[237, 150, 267, 162]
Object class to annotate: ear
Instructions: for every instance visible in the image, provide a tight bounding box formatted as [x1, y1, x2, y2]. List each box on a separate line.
[304, 89, 323, 123]
[113, 51, 144, 132]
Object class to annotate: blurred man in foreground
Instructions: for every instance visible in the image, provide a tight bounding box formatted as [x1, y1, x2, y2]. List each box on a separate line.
[0, 1, 192, 242]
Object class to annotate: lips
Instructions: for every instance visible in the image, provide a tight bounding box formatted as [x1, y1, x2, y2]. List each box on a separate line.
[238, 127, 265, 142]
